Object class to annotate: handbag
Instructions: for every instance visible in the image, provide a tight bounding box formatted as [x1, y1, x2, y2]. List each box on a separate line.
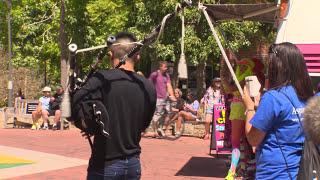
[278, 92, 320, 180]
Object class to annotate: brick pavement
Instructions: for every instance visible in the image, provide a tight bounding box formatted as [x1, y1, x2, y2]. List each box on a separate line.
[0, 129, 227, 180]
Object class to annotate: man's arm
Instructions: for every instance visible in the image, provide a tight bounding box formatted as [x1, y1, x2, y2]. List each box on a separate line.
[165, 73, 176, 101]
[166, 82, 176, 101]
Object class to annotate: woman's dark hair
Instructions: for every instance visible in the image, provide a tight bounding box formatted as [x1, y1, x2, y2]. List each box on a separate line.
[211, 77, 221, 89]
[268, 42, 313, 100]
[317, 82, 320, 93]
[187, 92, 196, 101]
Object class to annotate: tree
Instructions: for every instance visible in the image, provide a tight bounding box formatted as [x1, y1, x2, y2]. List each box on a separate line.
[59, 0, 67, 88]
[126, 0, 276, 97]
[0, 0, 276, 97]
[0, 0, 61, 86]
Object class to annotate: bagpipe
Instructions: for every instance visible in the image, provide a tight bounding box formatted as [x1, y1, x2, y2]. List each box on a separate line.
[60, 0, 193, 148]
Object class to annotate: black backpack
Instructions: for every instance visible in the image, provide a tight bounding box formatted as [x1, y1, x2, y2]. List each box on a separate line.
[297, 139, 320, 180]
[75, 99, 110, 137]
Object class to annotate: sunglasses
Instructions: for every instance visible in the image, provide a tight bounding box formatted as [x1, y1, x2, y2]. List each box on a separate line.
[268, 44, 278, 56]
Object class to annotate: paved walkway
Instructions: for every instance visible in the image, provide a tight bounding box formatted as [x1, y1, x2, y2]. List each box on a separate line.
[0, 129, 228, 180]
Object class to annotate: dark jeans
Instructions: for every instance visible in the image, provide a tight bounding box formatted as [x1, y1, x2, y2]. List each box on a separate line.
[87, 156, 141, 180]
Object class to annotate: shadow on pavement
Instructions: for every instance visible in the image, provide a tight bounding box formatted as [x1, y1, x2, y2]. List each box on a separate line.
[175, 156, 228, 178]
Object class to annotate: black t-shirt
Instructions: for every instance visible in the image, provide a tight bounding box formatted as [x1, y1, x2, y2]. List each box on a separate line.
[50, 93, 63, 110]
[175, 98, 185, 111]
[72, 68, 156, 170]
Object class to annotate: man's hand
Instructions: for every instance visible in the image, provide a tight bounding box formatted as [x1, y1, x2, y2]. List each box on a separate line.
[168, 95, 177, 102]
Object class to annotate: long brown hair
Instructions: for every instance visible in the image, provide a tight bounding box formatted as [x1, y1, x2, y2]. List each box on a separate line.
[267, 42, 313, 100]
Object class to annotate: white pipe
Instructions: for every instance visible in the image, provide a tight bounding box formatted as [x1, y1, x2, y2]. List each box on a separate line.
[75, 42, 144, 54]
[199, 3, 243, 96]
[243, 6, 280, 20]
[76, 44, 108, 53]
[181, 9, 185, 55]
[309, 73, 320, 77]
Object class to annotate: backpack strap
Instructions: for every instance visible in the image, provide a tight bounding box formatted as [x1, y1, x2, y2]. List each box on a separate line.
[274, 91, 304, 180]
[280, 92, 303, 131]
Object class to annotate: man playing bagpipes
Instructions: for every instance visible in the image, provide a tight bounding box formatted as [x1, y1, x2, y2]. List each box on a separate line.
[71, 32, 157, 179]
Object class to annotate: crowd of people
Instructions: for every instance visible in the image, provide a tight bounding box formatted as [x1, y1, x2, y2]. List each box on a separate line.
[225, 43, 319, 180]
[142, 42, 320, 180]
[142, 61, 224, 139]
[15, 32, 320, 180]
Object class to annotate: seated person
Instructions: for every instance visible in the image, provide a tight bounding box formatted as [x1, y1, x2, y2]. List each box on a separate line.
[15, 88, 25, 100]
[175, 92, 200, 137]
[163, 88, 185, 136]
[49, 86, 64, 130]
[31, 86, 52, 130]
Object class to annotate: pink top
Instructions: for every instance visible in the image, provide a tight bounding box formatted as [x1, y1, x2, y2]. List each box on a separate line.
[149, 70, 171, 99]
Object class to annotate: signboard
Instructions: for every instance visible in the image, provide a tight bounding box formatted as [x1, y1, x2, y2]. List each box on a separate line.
[26, 102, 38, 114]
[210, 103, 231, 155]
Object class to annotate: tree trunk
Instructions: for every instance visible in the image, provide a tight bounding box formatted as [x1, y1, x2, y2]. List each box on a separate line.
[172, 59, 179, 89]
[59, 0, 68, 88]
[196, 60, 206, 101]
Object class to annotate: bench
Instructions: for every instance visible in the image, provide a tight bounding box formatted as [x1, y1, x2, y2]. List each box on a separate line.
[3, 98, 69, 129]
[178, 105, 207, 137]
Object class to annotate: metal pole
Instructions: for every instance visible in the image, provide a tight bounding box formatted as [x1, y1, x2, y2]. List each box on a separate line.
[181, 9, 185, 56]
[44, 60, 47, 85]
[200, 4, 243, 96]
[178, 7, 188, 79]
[7, 0, 13, 107]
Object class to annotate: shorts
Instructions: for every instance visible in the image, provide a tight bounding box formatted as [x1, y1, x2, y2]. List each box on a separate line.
[152, 98, 170, 122]
[229, 101, 246, 121]
[48, 109, 58, 116]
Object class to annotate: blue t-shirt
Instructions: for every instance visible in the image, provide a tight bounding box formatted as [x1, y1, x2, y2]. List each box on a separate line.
[191, 100, 200, 111]
[250, 86, 305, 180]
[187, 100, 199, 116]
[315, 92, 320, 96]
[39, 96, 51, 110]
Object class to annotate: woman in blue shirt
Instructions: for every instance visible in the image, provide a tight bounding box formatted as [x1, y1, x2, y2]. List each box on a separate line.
[242, 42, 314, 180]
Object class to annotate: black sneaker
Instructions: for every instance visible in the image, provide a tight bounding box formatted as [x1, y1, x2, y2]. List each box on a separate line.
[157, 128, 166, 137]
[52, 125, 58, 130]
[41, 126, 49, 130]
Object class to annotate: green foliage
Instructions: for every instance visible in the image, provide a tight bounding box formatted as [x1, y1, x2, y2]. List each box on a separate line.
[0, 98, 8, 108]
[128, 0, 276, 70]
[0, 0, 276, 84]
[0, 0, 60, 85]
[0, 2, 8, 50]
[86, 0, 129, 44]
